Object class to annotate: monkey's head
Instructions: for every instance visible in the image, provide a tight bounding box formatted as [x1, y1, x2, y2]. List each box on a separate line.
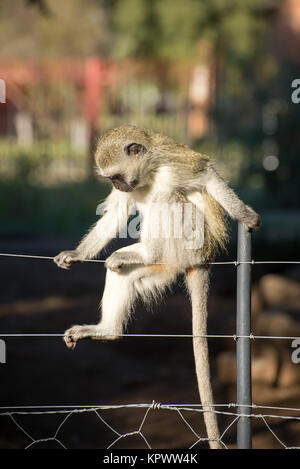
[95, 125, 157, 192]
[95, 124, 209, 192]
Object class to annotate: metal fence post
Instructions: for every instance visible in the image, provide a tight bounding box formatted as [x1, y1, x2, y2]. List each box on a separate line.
[236, 222, 252, 449]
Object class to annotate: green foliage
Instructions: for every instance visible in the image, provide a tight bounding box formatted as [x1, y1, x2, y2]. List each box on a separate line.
[0, 0, 270, 62]
[0, 169, 110, 235]
[0, 0, 111, 59]
[0, 145, 110, 235]
[111, 0, 269, 61]
[0, 140, 86, 184]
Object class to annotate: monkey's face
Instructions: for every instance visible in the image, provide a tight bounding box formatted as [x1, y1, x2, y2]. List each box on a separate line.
[95, 125, 155, 192]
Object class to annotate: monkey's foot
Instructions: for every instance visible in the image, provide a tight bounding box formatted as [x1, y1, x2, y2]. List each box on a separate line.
[105, 251, 143, 273]
[63, 325, 120, 349]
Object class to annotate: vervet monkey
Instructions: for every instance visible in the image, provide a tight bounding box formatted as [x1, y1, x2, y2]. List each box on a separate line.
[54, 125, 260, 449]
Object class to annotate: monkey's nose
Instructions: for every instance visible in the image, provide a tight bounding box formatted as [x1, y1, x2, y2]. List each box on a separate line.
[110, 174, 122, 181]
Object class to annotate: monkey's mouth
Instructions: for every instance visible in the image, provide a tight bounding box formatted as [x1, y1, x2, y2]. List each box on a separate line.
[110, 175, 138, 192]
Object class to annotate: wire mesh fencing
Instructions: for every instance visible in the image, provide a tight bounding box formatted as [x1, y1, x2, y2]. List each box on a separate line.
[0, 402, 300, 449]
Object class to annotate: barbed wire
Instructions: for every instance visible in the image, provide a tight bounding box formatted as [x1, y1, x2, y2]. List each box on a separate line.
[0, 402, 299, 449]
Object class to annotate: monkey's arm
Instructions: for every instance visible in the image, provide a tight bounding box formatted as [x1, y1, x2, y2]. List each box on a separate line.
[205, 165, 261, 231]
[54, 190, 131, 269]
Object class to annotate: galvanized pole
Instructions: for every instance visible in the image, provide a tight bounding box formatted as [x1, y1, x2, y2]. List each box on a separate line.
[236, 222, 252, 449]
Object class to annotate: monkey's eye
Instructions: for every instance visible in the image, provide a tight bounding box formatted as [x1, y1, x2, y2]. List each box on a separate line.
[125, 143, 146, 156]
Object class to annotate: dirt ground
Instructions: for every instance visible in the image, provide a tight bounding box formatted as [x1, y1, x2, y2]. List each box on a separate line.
[0, 235, 299, 449]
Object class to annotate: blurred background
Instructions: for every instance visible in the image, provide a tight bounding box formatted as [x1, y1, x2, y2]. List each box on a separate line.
[0, 0, 300, 449]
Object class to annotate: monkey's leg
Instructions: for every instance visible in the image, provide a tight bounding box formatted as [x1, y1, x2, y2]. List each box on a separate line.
[64, 262, 178, 349]
[185, 266, 222, 449]
[63, 268, 134, 348]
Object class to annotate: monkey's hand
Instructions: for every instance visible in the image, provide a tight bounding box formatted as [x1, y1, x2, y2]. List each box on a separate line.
[241, 206, 261, 232]
[54, 250, 83, 270]
[105, 251, 144, 273]
[64, 324, 120, 349]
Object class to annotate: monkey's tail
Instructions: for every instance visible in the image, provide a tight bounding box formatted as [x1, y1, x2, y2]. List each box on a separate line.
[185, 266, 222, 450]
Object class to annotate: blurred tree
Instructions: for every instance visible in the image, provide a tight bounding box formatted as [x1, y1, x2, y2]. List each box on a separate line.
[0, 0, 112, 58]
[25, 0, 51, 15]
[111, 0, 269, 60]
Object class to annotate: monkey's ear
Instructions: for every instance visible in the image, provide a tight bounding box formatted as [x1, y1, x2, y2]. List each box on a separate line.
[125, 143, 146, 156]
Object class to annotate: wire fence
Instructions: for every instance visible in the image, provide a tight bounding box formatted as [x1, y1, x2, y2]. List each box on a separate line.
[0, 402, 300, 449]
[0, 225, 300, 449]
[2, 251, 300, 265]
